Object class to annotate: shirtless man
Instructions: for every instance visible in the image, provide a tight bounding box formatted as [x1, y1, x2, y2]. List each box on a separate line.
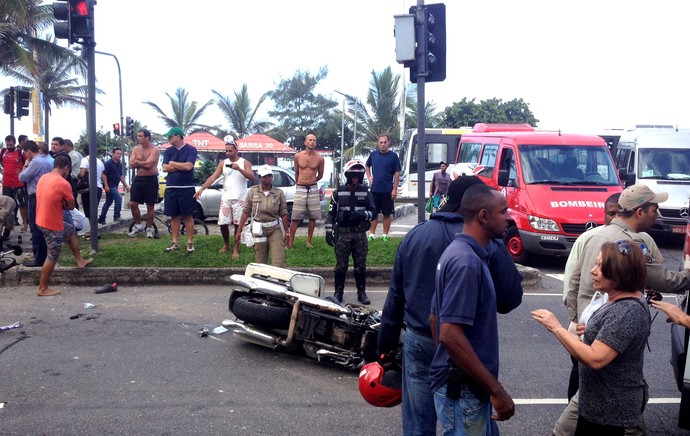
[128, 128, 160, 238]
[288, 134, 324, 249]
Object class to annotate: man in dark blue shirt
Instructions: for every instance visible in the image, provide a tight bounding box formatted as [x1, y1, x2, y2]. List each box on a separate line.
[162, 127, 198, 253]
[98, 147, 129, 224]
[431, 184, 516, 433]
[378, 177, 522, 435]
[365, 134, 401, 241]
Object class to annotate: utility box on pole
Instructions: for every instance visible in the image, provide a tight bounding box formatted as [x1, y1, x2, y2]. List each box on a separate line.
[394, 14, 416, 65]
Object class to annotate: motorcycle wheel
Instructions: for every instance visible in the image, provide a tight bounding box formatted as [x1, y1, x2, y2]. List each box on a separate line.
[232, 295, 292, 330]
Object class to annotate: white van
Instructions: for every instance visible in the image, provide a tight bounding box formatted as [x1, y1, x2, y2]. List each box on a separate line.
[615, 126, 690, 235]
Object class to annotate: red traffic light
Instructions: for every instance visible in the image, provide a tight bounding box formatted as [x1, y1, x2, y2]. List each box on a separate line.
[113, 123, 121, 136]
[73, 0, 88, 17]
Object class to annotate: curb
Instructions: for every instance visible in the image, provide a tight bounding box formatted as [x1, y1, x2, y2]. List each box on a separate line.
[2, 265, 541, 290]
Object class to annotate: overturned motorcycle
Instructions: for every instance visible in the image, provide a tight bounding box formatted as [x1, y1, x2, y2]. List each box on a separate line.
[222, 263, 381, 370]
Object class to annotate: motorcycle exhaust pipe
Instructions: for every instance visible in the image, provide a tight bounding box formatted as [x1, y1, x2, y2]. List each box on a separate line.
[222, 319, 285, 349]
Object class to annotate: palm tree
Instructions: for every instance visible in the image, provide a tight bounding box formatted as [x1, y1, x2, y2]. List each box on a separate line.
[1, 0, 75, 75]
[405, 85, 441, 129]
[212, 84, 273, 139]
[5, 36, 87, 140]
[143, 88, 214, 136]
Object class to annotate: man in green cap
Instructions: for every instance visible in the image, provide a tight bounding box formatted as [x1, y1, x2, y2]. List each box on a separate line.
[161, 127, 198, 253]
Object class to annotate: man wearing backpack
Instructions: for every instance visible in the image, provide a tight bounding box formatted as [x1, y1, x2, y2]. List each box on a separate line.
[1, 135, 28, 234]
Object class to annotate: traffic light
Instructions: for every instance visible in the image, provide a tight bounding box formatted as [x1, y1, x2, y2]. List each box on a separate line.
[3, 93, 11, 115]
[408, 3, 446, 84]
[15, 87, 30, 119]
[113, 123, 121, 136]
[53, 0, 92, 44]
[425, 3, 446, 83]
[125, 116, 134, 138]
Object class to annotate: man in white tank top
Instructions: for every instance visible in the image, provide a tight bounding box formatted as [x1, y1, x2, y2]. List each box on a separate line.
[195, 136, 254, 258]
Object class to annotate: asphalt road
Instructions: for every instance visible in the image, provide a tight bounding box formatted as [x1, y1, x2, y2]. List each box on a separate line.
[2, 209, 689, 434]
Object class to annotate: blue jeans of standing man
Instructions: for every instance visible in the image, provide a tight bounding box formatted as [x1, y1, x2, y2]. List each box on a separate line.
[402, 329, 437, 436]
[99, 188, 122, 222]
[434, 384, 498, 436]
[27, 195, 47, 265]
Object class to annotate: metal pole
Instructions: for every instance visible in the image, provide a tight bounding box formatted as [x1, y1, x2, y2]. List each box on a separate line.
[340, 98, 345, 176]
[416, 0, 427, 223]
[85, 8, 99, 252]
[8, 87, 15, 136]
[353, 99, 358, 157]
[95, 50, 123, 134]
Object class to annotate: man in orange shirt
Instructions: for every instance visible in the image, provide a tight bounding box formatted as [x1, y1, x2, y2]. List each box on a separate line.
[35, 155, 92, 297]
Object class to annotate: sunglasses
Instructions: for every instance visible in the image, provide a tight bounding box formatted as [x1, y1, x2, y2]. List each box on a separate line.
[615, 239, 631, 255]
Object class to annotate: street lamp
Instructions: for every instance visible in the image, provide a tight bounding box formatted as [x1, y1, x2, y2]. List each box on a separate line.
[334, 90, 360, 173]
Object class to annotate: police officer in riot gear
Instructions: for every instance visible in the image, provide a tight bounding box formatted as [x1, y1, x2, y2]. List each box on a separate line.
[325, 160, 377, 304]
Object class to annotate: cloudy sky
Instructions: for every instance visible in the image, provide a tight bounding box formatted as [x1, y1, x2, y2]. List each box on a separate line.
[2, 0, 689, 142]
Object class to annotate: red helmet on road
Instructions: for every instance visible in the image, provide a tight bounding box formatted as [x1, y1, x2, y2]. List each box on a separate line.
[358, 362, 402, 407]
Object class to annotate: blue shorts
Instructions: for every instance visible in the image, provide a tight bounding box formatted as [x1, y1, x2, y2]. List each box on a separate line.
[372, 191, 394, 216]
[164, 187, 196, 218]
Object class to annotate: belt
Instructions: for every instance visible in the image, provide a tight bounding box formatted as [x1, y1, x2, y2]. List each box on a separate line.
[338, 226, 364, 233]
[258, 219, 279, 227]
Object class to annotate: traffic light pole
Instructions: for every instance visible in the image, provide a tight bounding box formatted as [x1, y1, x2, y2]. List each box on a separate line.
[85, 28, 99, 253]
[415, 0, 427, 223]
[8, 87, 15, 136]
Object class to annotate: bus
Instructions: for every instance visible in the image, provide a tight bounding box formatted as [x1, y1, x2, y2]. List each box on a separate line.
[396, 127, 472, 199]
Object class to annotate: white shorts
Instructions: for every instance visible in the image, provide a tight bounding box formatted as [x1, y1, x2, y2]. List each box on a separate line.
[218, 199, 244, 226]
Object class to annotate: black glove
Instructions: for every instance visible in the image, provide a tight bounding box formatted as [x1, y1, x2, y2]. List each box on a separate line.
[350, 210, 372, 223]
[325, 225, 334, 246]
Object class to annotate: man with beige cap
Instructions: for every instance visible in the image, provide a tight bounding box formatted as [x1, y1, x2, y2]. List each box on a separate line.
[555, 184, 690, 435]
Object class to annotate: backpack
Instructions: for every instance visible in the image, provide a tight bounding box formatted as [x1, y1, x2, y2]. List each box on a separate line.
[0, 148, 26, 165]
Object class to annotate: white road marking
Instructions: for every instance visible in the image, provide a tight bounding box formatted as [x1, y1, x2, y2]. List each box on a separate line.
[546, 273, 564, 281]
[514, 398, 680, 405]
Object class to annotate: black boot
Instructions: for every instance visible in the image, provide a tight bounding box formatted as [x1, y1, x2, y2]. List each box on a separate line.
[334, 271, 347, 303]
[355, 271, 369, 305]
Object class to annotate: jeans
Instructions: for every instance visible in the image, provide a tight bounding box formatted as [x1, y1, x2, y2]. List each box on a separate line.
[99, 188, 122, 221]
[434, 384, 498, 436]
[27, 196, 47, 264]
[402, 329, 437, 436]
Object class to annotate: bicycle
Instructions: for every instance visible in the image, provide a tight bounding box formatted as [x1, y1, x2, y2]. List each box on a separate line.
[0, 243, 23, 272]
[128, 209, 209, 239]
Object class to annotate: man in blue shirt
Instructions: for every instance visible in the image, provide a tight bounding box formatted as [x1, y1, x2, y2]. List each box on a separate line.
[431, 183, 515, 434]
[98, 147, 130, 224]
[18, 140, 54, 267]
[161, 127, 198, 253]
[378, 176, 522, 435]
[365, 134, 401, 241]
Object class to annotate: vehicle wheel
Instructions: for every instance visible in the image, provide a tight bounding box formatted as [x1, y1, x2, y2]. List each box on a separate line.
[192, 203, 205, 220]
[0, 257, 17, 272]
[504, 226, 530, 265]
[165, 218, 209, 235]
[128, 221, 159, 238]
[231, 295, 292, 329]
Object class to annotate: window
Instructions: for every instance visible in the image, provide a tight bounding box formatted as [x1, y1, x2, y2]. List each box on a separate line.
[478, 144, 499, 177]
[458, 142, 482, 163]
[411, 141, 448, 172]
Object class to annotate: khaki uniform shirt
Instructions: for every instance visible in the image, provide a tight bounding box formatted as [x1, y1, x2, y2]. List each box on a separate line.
[242, 185, 288, 223]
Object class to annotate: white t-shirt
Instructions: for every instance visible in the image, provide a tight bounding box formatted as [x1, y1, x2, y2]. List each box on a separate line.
[221, 157, 249, 201]
[79, 157, 105, 188]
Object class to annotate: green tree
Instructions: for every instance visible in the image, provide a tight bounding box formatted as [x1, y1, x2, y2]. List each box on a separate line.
[0, 0, 72, 73]
[143, 88, 214, 137]
[268, 67, 337, 148]
[76, 128, 128, 158]
[212, 84, 272, 139]
[405, 85, 442, 129]
[441, 97, 539, 127]
[5, 35, 87, 140]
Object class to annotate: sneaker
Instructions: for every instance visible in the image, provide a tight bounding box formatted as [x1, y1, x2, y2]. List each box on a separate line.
[367, 234, 376, 241]
[165, 243, 180, 252]
[146, 227, 154, 239]
[114, 216, 121, 221]
[187, 243, 195, 253]
[97, 219, 106, 225]
[128, 224, 145, 238]
[381, 234, 389, 242]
